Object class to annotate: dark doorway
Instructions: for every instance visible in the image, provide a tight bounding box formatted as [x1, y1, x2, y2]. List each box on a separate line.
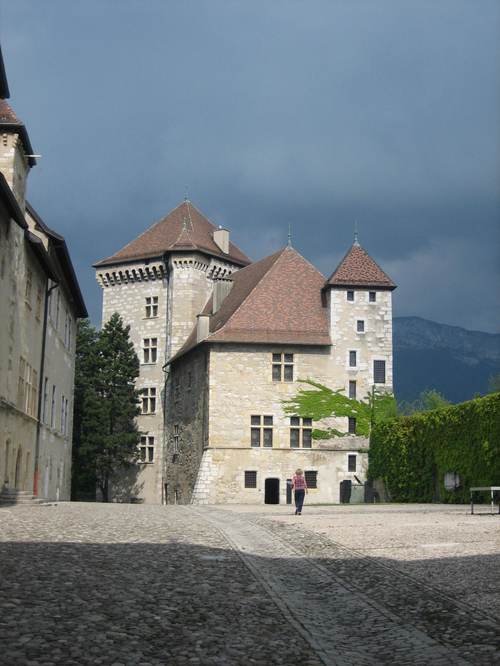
[265, 478, 280, 504]
[286, 479, 292, 504]
[340, 479, 352, 503]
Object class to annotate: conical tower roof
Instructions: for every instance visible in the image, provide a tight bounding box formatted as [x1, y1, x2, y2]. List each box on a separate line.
[94, 200, 250, 267]
[326, 242, 396, 289]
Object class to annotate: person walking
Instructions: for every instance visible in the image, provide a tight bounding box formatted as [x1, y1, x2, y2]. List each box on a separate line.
[291, 468, 307, 515]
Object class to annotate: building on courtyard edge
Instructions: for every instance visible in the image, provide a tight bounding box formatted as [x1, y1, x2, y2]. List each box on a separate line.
[95, 198, 396, 505]
[0, 46, 87, 503]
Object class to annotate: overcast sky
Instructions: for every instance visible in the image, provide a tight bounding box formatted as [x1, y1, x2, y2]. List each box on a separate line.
[1, 1, 499, 332]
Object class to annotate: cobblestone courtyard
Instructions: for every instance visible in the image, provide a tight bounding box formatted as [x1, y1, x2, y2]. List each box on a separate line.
[0, 503, 499, 665]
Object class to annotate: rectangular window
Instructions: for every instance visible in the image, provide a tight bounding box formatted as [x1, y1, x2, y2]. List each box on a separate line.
[143, 338, 158, 364]
[348, 454, 357, 472]
[141, 387, 157, 414]
[289, 416, 313, 448]
[305, 470, 317, 489]
[245, 471, 257, 488]
[17, 356, 26, 410]
[250, 415, 273, 447]
[35, 287, 42, 321]
[139, 435, 155, 463]
[61, 395, 65, 434]
[349, 350, 357, 367]
[348, 417, 357, 434]
[374, 360, 386, 384]
[349, 380, 357, 400]
[50, 385, 56, 428]
[369, 291, 377, 303]
[357, 320, 365, 333]
[145, 296, 159, 318]
[25, 269, 32, 305]
[272, 352, 294, 382]
[347, 290, 354, 302]
[42, 377, 49, 422]
[173, 425, 180, 455]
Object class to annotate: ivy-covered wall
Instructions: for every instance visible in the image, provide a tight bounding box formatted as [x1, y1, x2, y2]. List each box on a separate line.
[368, 393, 500, 502]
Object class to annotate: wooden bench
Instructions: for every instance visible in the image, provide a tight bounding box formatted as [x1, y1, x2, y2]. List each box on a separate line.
[470, 487, 500, 515]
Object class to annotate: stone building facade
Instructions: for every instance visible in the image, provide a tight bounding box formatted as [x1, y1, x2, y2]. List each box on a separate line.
[165, 243, 395, 505]
[0, 46, 87, 502]
[94, 201, 250, 503]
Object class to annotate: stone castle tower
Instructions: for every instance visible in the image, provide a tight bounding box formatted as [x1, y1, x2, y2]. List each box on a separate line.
[94, 200, 250, 502]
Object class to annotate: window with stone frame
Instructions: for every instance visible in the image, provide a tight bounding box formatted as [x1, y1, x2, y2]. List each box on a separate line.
[143, 338, 158, 364]
[272, 352, 294, 382]
[17, 356, 26, 410]
[42, 377, 49, 423]
[357, 320, 365, 333]
[35, 287, 42, 321]
[289, 416, 313, 448]
[139, 435, 155, 463]
[145, 296, 159, 318]
[348, 454, 357, 472]
[349, 350, 357, 367]
[244, 471, 257, 488]
[251, 415, 273, 447]
[369, 291, 377, 303]
[50, 385, 56, 429]
[373, 360, 386, 384]
[172, 425, 181, 455]
[348, 417, 357, 434]
[141, 386, 157, 414]
[349, 380, 357, 400]
[25, 268, 32, 306]
[346, 290, 355, 302]
[305, 470, 317, 489]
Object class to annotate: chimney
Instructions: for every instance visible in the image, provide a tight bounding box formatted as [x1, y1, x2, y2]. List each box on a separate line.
[196, 314, 210, 343]
[213, 226, 229, 254]
[213, 278, 233, 314]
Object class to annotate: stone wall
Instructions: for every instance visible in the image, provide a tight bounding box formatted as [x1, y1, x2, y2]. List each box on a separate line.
[328, 287, 393, 398]
[0, 133, 29, 207]
[0, 204, 45, 493]
[165, 347, 209, 504]
[96, 252, 242, 504]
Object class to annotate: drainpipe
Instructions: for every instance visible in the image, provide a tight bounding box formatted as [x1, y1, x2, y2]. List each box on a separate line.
[160, 256, 171, 505]
[33, 280, 59, 496]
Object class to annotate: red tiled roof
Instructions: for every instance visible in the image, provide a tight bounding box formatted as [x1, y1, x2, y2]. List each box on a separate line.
[0, 98, 19, 123]
[94, 200, 250, 267]
[171, 246, 331, 362]
[0, 99, 36, 165]
[326, 243, 396, 289]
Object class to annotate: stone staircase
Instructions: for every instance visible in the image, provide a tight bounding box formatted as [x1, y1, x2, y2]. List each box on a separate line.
[0, 488, 48, 506]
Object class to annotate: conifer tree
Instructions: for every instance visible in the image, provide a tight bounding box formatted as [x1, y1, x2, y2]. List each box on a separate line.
[72, 319, 103, 500]
[94, 313, 141, 502]
[72, 314, 141, 502]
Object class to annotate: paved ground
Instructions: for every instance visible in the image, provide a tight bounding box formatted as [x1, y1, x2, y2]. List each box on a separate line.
[0, 503, 499, 665]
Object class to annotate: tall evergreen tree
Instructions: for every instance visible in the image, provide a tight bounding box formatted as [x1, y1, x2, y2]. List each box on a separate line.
[72, 319, 103, 500]
[94, 313, 141, 501]
[72, 313, 141, 502]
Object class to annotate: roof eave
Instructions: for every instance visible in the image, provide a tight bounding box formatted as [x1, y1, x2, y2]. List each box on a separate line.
[324, 282, 397, 291]
[94, 247, 250, 270]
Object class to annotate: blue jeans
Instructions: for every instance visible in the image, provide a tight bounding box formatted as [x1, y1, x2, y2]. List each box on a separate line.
[294, 489, 305, 513]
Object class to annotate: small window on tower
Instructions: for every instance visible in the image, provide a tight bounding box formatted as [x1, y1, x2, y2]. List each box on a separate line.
[272, 352, 294, 382]
[369, 291, 377, 303]
[347, 290, 354, 302]
[357, 320, 365, 333]
[349, 351, 357, 367]
[145, 296, 159, 318]
[349, 380, 357, 400]
[348, 454, 357, 472]
[374, 360, 386, 384]
[348, 417, 357, 434]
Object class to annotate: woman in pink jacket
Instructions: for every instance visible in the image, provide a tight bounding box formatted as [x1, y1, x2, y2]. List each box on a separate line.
[291, 468, 308, 515]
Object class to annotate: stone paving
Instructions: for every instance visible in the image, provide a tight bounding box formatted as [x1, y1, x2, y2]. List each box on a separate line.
[0, 502, 499, 665]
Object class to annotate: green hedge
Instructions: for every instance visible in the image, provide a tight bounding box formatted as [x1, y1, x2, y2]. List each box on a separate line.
[368, 393, 500, 502]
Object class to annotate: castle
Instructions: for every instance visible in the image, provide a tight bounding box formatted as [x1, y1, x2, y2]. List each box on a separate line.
[95, 200, 396, 504]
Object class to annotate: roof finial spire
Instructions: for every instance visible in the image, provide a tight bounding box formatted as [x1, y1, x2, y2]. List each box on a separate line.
[184, 184, 189, 202]
[354, 220, 359, 246]
[287, 223, 292, 247]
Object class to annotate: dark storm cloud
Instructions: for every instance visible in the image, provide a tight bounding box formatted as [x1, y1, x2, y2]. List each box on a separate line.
[2, 0, 499, 330]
